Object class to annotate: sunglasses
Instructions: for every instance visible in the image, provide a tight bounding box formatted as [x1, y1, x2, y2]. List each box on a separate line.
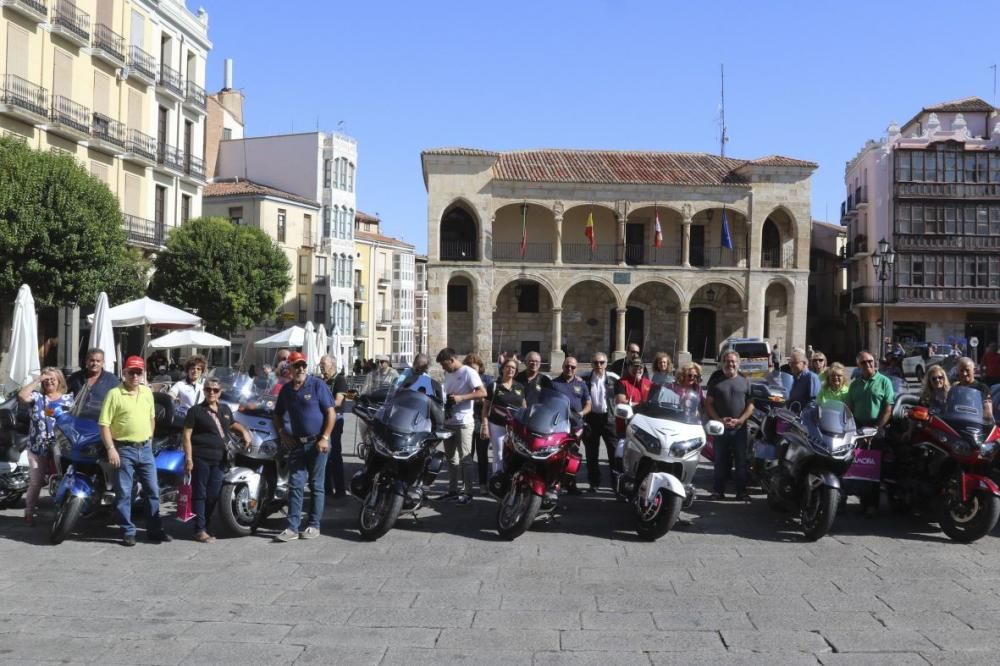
[930, 375, 946, 381]
[564, 365, 577, 370]
[593, 360, 606, 365]
[292, 363, 308, 370]
[203, 387, 221, 394]
[125, 369, 143, 375]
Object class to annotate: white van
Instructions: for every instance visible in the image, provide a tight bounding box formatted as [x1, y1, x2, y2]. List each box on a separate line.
[717, 338, 771, 378]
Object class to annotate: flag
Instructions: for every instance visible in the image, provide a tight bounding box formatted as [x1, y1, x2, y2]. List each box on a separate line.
[585, 210, 596, 251]
[519, 204, 527, 257]
[720, 207, 733, 250]
[654, 210, 663, 249]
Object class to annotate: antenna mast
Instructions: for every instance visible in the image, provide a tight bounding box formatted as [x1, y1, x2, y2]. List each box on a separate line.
[720, 64, 729, 157]
[992, 64, 997, 105]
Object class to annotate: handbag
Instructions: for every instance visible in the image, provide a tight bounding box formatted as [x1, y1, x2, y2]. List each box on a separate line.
[176, 473, 195, 522]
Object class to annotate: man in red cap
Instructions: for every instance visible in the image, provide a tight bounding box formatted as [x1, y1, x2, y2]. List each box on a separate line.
[98, 355, 170, 546]
[271, 351, 335, 541]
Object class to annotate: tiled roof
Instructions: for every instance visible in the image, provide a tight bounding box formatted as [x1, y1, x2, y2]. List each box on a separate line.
[745, 155, 818, 168]
[422, 147, 500, 157]
[355, 210, 379, 223]
[204, 178, 320, 207]
[355, 229, 414, 250]
[923, 96, 995, 113]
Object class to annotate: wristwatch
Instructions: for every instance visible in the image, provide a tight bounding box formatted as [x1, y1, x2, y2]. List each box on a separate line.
[319, 435, 329, 441]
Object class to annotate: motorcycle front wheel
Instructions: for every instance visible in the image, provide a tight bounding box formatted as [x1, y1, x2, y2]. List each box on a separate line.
[219, 483, 260, 537]
[497, 483, 541, 541]
[800, 485, 839, 541]
[635, 488, 682, 541]
[939, 487, 1000, 543]
[359, 481, 403, 541]
[50, 495, 85, 544]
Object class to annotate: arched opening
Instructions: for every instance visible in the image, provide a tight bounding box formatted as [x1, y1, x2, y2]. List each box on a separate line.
[494, 279, 554, 362]
[688, 283, 745, 359]
[493, 203, 555, 262]
[760, 208, 796, 269]
[625, 281, 683, 360]
[690, 208, 748, 268]
[761, 219, 782, 268]
[625, 206, 683, 266]
[764, 281, 791, 354]
[562, 205, 617, 264]
[440, 203, 478, 261]
[560, 280, 618, 360]
[446, 274, 476, 352]
[688, 309, 716, 361]
[610, 306, 644, 355]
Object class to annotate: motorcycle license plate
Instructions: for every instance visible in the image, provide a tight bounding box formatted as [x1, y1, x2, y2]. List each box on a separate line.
[844, 449, 881, 482]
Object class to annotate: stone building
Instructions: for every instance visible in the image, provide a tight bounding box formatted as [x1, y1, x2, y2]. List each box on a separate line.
[422, 148, 816, 368]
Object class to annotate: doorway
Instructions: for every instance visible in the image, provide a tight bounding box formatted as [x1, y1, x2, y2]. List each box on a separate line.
[688, 308, 716, 360]
[690, 226, 706, 267]
[625, 223, 645, 265]
[609, 306, 644, 354]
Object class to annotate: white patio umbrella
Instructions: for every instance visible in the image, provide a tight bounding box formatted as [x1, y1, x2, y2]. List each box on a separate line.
[315, 323, 329, 359]
[88, 292, 116, 373]
[303, 321, 318, 374]
[148, 330, 231, 349]
[254, 326, 305, 349]
[87, 296, 201, 329]
[0, 284, 41, 392]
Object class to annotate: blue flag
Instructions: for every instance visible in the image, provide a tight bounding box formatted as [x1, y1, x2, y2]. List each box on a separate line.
[720, 207, 733, 250]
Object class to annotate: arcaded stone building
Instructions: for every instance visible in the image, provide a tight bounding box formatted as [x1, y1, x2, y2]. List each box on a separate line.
[422, 148, 816, 368]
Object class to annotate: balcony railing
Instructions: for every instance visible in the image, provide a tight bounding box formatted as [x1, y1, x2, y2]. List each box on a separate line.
[377, 272, 392, 285]
[50, 95, 90, 135]
[52, 1, 90, 43]
[852, 286, 896, 305]
[354, 285, 367, 301]
[563, 243, 618, 264]
[377, 310, 393, 325]
[184, 153, 205, 179]
[855, 186, 867, 206]
[126, 128, 157, 161]
[493, 241, 553, 263]
[156, 143, 184, 171]
[761, 247, 795, 269]
[90, 112, 125, 147]
[128, 45, 157, 82]
[851, 234, 868, 254]
[896, 286, 1000, 304]
[123, 214, 164, 248]
[92, 23, 125, 63]
[0, 74, 49, 118]
[1, 0, 48, 20]
[895, 233, 1000, 252]
[840, 201, 847, 219]
[313, 275, 328, 286]
[440, 240, 476, 261]
[158, 63, 184, 97]
[895, 182, 1000, 199]
[690, 246, 747, 268]
[184, 80, 206, 109]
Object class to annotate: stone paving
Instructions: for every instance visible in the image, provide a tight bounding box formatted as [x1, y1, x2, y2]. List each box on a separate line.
[3, 411, 1000, 665]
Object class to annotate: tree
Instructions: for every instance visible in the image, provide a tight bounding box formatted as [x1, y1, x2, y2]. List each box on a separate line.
[0, 136, 146, 309]
[149, 217, 291, 335]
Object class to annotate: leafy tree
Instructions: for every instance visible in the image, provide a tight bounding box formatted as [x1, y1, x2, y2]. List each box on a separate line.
[0, 136, 146, 308]
[149, 217, 291, 335]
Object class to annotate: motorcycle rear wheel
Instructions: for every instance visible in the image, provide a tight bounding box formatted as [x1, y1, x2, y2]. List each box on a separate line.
[219, 483, 259, 537]
[635, 488, 682, 541]
[497, 485, 541, 541]
[801, 485, 839, 541]
[50, 495, 84, 544]
[359, 483, 403, 541]
[939, 488, 1000, 543]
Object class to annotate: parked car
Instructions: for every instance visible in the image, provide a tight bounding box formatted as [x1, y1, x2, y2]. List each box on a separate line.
[901, 343, 953, 381]
[717, 338, 771, 378]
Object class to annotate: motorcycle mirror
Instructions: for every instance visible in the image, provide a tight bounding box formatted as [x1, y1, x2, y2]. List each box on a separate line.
[910, 405, 930, 422]
[614, 404, 633, 420]
[705, 420, 725, 436]
[434, 430, 453, 440]
[859, 427, 879, 437]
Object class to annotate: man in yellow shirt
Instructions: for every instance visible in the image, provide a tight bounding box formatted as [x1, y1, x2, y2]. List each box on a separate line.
[98, 356, 170, 547]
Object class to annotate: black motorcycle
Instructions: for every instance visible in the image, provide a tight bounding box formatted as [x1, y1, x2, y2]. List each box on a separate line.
[350, 378, 450, 540]
[0, 396, 30, 508]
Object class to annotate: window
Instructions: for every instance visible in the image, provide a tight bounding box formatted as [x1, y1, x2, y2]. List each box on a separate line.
[298, 294, 308, 322]
[348, 162, 355, 192]
[223, 128, 232, 141]
[339, 158, 347, 189]
[315, 256, 327, 280]
[313, 294, 327, 324]
[517, 284, 539, 313]
[324, 159, 332, 188]
[181, 195, 191, 225]
[346, 256, 353, 287]
[896, 151, 911, 182]
[896, 204, 910, 233]
[229, 206, 243, 225]
[447, 284, 468, 312]
[303, 214, 312, 246]
[323, 207, 331, 237]
[277, 209, 286, 243]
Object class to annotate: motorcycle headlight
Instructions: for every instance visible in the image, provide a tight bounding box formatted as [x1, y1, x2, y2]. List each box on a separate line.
[629, 425, 661, 455]
[829, 435, 852, 455]
[531, 445, 561, 459]
[669, 437, 702, 458]
[259, 439, 279, 458]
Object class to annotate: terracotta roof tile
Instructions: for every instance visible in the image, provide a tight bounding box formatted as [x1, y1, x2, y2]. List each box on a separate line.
[355, 210, 379, 223]
[745, 155, 819, 168]
[923, 96, 996, 113]
[204, 178, 320, 208]
[422, 147, 500, 157]
[355, 229, 414, 250]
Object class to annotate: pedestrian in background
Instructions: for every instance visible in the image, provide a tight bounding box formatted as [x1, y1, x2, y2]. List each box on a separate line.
[17, 367, 73, 526]
[361, 355, 398, 396]
[319, 355, 348, 498]
[809, 351, 828, 381]
[436, 348, 486, 504]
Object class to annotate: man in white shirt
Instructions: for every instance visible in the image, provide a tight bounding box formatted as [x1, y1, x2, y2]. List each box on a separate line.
[581, 352, 620, 492]
[168, 355, 206, 417]
[435, 347, 486, 505]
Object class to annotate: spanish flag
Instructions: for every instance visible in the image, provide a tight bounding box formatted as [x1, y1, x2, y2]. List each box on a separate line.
[585, 210, 596, 251]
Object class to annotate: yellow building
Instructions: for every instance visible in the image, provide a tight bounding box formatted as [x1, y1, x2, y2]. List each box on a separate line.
[1, 0, 210, 250]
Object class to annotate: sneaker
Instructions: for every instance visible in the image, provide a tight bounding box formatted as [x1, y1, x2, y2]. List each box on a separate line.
[122, 535, 136, 547]
[147, 532, 173, 543]
[300, 526, 320, 539]
[273, 528, 299, 542]
[456, 494, 473, 505]
[434, 491, 460, 502]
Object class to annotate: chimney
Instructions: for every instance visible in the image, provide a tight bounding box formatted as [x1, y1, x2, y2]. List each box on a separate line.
[223, 58, 233, 90]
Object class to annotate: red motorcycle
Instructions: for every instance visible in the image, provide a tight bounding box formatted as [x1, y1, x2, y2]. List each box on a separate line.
[886, 385, 1000, 543]
[488, 389, 582, 540]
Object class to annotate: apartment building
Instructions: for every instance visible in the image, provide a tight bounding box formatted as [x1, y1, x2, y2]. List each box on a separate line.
[215, 130, 357, 367]
[422, 147, 816, 367]
[415, 254, 428, 356]
[0, 0, 210, 250]
[843, 97, 1000, 353]
[354, 211, 415, 366]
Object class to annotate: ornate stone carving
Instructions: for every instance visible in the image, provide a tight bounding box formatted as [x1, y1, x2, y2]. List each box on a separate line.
[682, 203, 693, 220]
[552, 201, 564, 217]
[925, 113, 941, 136]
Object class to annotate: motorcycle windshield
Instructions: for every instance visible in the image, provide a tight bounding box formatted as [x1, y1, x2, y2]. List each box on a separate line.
[765, 372, 794, 399]
[637, 384, 702, 425]
[518, 388, 571, 436]
[800, 401, 855, 449]
[944, 386, 984, 427]
[377, 387, 433, 434]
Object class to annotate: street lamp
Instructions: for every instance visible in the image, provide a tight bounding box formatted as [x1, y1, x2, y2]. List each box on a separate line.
[62, 301, 77, 376]
[871, 238, 895, 359]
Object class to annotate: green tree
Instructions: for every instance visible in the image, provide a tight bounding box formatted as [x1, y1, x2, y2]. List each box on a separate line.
[149, 217, 291, 335]
[0, 136, 146, 308]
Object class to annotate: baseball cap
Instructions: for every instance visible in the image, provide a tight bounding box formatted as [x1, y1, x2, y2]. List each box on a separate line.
[124, 356, 145, 371]
[288, 351, 306, 366]
[629, 358, 644, 367]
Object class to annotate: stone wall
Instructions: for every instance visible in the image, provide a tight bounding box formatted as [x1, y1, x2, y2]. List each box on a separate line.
[561, 283, 617, 360]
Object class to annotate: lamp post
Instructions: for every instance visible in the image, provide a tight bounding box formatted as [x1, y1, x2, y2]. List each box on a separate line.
[62, 301, 77, 376]
[871, 238, 895, 359]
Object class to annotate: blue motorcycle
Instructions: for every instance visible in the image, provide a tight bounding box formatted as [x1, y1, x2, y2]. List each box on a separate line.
[49, 415, 116, 544]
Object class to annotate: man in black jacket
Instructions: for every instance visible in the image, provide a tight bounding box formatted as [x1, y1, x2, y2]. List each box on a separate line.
[580, 352, 620, 492]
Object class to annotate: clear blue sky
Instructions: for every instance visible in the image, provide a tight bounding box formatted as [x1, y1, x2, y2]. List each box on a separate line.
[200, 0, 999, 254]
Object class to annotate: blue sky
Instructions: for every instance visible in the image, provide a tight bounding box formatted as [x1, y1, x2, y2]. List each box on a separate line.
[200, 0, 999, 253]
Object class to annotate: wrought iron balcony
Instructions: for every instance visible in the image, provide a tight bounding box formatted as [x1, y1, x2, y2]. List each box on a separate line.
[48, 95, 90, 138]
[493, 241, 553, 263]
[689, 246, 747, 268]
[761, 247, 795, 269]
[184, 80, 206, 110]
[852, 234, 868, 254]
[156, 143, 184, 172]
[563, 243, 618, 264]
[894, 233, 1000, 253]
[128, 45, 157, 84]
[895, 182, 1000, 199]
[440, 240, 476, 261]
[852, 286, 896, 305]
[92, 24, 125, 65]
[124, 128, 157, 164]
[0, 0, 48, 23]
[89, 112, 125, 150]
[158, 63, 184, 98]
[123, 214, 164, 249]
[377, 310, 393, 325]
[51, 1, 90, 45]
[0, 74, 49, 120]
[184, 153, 205, 180]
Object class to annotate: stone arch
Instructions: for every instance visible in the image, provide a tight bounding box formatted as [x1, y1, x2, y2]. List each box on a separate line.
[560, 279, 620, 361]
[492, 202, 557, 262]
[689, 207, 749, 268]
[493, 277, 556, 363]
[492, 272, 558, 309]
[687, 282, 746, 359]
[759, 205, 798, 269]
[626, 276, 687, 307]
[624, 205, 684, 266]
[439, 199, 480, 261]
[556, 274, 624, 310]
[625, 280, 684, 361]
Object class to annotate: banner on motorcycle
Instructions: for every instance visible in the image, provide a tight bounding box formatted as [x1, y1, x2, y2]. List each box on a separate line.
[844, 449, 881, 482]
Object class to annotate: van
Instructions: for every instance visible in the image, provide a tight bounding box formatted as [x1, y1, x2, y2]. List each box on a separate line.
[717, 338, 771, 378]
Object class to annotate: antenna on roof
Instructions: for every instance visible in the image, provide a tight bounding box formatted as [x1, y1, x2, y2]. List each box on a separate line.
[719, 64, 729, 158]
[992, 64, 997, 105]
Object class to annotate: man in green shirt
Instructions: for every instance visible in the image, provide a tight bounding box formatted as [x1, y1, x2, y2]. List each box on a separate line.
[845, 350, 895, 517]
[98, 356, 170, 547]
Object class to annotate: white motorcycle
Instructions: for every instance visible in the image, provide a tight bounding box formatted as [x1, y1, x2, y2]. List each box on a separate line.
[613, 384, 724, 540]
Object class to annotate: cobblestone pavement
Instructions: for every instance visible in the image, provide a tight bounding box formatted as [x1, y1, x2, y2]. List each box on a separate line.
[2, 411, 999, 665]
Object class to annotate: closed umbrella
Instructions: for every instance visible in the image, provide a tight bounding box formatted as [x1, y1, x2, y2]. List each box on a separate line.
[316, 323, 329, 359]
[88, 292, 116, 373]
[303, 321, 318, 374]
[0, 284, 41, 392]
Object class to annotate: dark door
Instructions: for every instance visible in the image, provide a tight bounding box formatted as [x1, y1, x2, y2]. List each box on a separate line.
[183, 120, 192, 169]
[688, 308, 716, 361]
[762, 219, 781, 268]
[625, 223, 644, 265]
[609, 306, 644, 354]
[157, 106, 167, 160]
[154, 185, 165, 227]
[690, 226, 706, 266]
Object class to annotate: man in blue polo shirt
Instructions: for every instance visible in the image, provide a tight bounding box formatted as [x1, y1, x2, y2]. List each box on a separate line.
[272, 352, 335, 542]
[551, 356, 591, 495]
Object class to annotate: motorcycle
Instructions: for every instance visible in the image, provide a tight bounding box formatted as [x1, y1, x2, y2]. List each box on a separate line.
[613, 384, 724, 540]
[0, 396, 30, 508]
[488, 388, 583, 540]
[350, 376, 450, 540]
[49, 413, 117, 544]
[755, 400, 874, 540]
[885, 385, 1000, 543]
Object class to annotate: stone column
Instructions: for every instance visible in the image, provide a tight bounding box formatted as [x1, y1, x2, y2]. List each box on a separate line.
[553, 214, 563, 265]
[681, 217, 692, 267]
[617, 215, 626, 266]
[550, 307, 564, 370]
[677, 309, 691, 366]
[613, 307, 627, 360]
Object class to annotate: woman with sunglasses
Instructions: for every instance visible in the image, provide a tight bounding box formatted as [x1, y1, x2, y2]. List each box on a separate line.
[918, 368, 950, 414]
[816, 363, 849, 406]
[182, 376, 252, 542]
[17, 367, 73, 526]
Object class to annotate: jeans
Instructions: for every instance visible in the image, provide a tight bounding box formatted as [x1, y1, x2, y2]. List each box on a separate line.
[323, 417, 346, 495]
[712, 426, 748, 495]
[287, 440, 328, 533]
[444, 424, 474, 494]
[191, 457, 224, 533]
[113, 442, 162, 538]
[583, 412, 617, 489]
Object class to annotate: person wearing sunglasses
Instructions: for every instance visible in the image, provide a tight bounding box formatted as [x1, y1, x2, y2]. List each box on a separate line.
[845, 350, 895, 517]
[581, 352, 619, 492]
[809, 352, 828, 382]
[98, 356, 170, 546]
[552, 357, 592, 494]
[17, 367, 73, 526]
[182, 377, 252, 542]
[918, 368, 950, 414]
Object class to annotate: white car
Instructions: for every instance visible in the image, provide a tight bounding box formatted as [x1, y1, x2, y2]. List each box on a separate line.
[901, 344, 953, 381]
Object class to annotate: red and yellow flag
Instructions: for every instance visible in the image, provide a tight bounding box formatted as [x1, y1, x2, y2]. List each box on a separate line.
[585, 211, 596, 251]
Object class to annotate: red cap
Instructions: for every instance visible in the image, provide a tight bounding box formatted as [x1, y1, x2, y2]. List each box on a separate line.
[124, 356, 145, 371]
[288, 351, 306, 365]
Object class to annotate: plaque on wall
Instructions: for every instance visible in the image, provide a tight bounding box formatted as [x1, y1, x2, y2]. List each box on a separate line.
[613, 272, 630, 284]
